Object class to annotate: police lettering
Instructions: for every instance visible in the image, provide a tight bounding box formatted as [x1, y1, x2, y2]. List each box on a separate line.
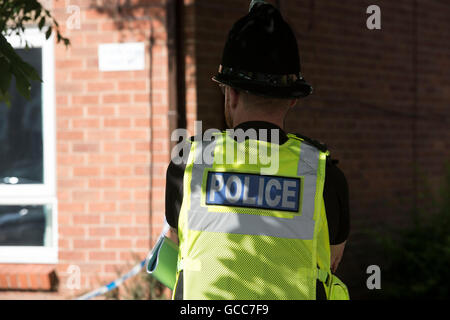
[206, 172, 300, 212]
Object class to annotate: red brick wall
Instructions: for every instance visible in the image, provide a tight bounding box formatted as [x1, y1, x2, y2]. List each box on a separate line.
[52, 0, 169, 298]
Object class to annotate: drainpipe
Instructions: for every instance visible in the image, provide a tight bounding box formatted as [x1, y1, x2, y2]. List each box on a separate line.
[167, 0, 186, 151]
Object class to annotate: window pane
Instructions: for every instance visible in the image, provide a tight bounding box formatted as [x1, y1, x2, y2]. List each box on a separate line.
[0, 205, 52, 246]
[0, 47, 43, 184]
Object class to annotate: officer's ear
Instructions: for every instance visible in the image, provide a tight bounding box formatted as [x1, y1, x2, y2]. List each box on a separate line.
[289, 99, 298, 108]
[229, 86, 241, 111]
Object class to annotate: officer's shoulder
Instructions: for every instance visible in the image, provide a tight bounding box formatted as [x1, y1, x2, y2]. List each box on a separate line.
[289, 133, 328, 153]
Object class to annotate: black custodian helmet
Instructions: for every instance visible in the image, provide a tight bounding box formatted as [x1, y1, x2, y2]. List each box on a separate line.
[212, 0, 313, 99]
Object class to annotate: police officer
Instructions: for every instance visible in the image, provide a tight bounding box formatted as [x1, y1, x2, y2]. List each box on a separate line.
[165, 0, 350, 300]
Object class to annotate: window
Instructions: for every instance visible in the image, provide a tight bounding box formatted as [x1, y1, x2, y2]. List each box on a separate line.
[0, 28, 57, 264]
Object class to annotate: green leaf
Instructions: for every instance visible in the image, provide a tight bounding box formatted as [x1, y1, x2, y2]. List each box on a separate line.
[38, 16, 45, 30]
[0, 57, 12, 93]
[45, 26, 52, 40]
[13, 70, 31, 100]
[35, 7, 41, 20]
[18, 59, 42, 82]
[0, 34, 16, 63]
[0, 90, 12, 108]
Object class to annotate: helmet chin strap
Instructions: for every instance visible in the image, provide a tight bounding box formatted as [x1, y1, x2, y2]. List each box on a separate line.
[249, 0, 267, 12]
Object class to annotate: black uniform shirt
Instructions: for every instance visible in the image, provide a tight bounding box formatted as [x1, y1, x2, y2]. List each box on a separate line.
[165, 121, 350, 245]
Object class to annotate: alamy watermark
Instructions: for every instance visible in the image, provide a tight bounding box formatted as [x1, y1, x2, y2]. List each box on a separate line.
[66, 1, 81, 30]
[366, 5, 381, 30]
[66, 264, 81, 290]
[366, 265, 381, 290]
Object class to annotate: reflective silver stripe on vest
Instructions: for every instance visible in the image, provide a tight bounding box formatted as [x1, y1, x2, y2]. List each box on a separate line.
[297, 142, 320, 222]
[187, 137, 319, 240]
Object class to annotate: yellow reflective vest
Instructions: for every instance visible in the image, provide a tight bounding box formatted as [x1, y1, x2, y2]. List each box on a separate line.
[174, 131, 348, 300]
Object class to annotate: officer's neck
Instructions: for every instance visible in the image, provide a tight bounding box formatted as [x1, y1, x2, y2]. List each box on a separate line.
[232, 112, 286, 131]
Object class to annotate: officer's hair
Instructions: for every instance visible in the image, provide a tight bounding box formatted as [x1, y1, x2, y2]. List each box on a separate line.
[240, 90, 294, 111]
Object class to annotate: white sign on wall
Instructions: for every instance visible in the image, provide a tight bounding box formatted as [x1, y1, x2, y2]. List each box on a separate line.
[98, 42, 145, 72]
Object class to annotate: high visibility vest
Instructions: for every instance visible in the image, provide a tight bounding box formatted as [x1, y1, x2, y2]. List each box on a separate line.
[174, 131, 332, 300]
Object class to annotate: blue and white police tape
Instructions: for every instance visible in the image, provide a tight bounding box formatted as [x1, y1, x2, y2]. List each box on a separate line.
[75, 260, 146, 300]
[75, 223, 170, 300]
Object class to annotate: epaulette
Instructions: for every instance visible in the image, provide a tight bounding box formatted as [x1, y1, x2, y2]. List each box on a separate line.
[291, 133, 328, 153]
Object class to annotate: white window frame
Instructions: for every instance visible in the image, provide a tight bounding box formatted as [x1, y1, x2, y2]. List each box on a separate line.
[0, 28, 57, 264]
